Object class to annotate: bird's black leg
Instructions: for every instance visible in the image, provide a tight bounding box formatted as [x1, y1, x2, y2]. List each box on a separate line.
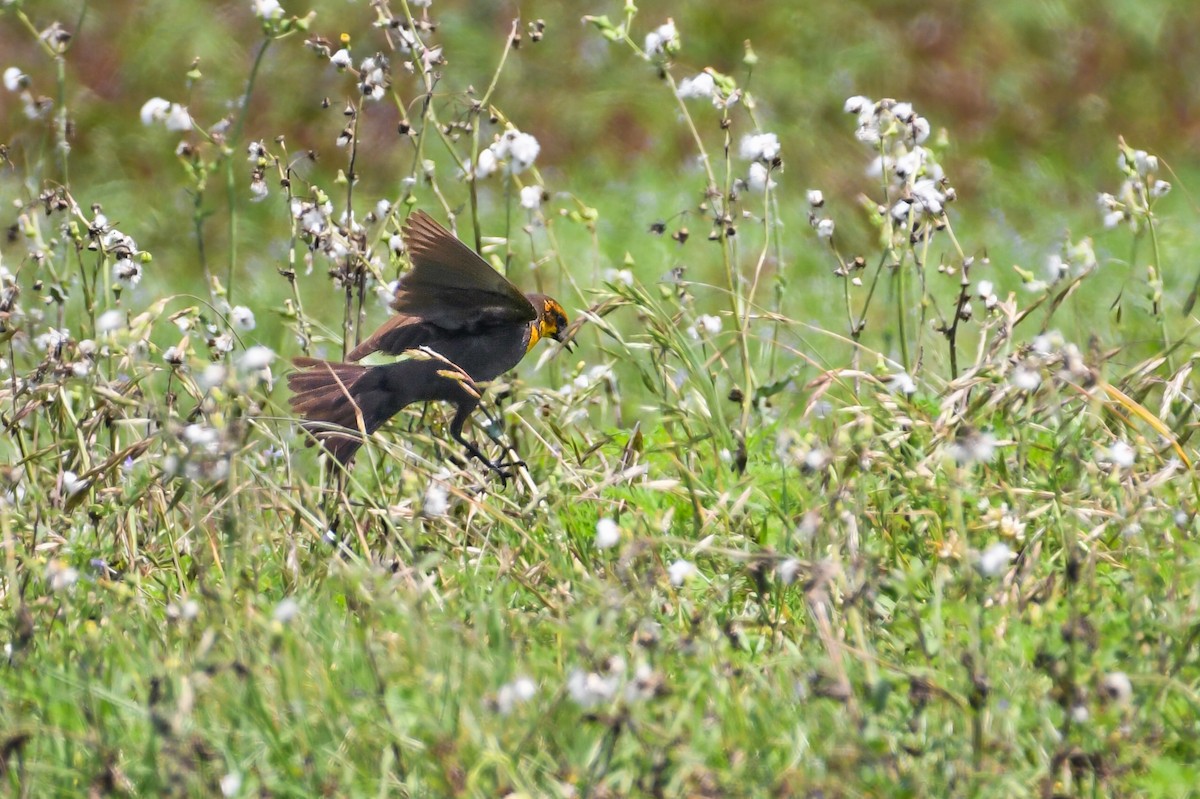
[449, 402, 514, 480]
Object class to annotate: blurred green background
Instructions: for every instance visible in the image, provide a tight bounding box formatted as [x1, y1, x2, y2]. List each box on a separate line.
[2, 0, 1197, 345]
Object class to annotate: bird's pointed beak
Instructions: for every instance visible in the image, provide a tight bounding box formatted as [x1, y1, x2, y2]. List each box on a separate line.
[553, 329, 575, 351]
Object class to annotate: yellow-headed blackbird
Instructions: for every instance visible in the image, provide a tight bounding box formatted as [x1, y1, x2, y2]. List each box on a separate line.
[287, 210, 569, 472]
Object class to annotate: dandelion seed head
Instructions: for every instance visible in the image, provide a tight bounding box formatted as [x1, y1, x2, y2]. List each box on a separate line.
[778, 558, 801, 586]
[60, 470, 87, 497]
[739, 132, 780, 162]
[496, 676, 536, 715]
[889, 371, 917, 396]
[230, 306, 256, 332]
[474, 147, 498, 179]
[594, 518, 621, 549]
[97, 310, 123, 333]
[567, 667, 619, 708]
[423, 481, 450, 517]
[644, 19, 678, 58]
[273, 597, 300, 624]
[251, 0, 283, 20]
[1011, 366, 1041, 391]
[199, 364, 227, 391]
[220, 772, 242, 797]
[676, 72, 715, 100]
[35, 327, 70, 352]
[844, 95, 871, 115]
[697, 314, 722, 335]
[978, 542, 1013, 578]
[948, 428, 996, 466]
[1131, 149, 1158, 176]
[1100, 671, 1133, 705]
[164, 103, 192, 132]
[668, 559, 696, 586]
[47, 560, 80, 592]
[507, 132, 540, 172]
[239, 345, 275, 370]
[1103, 440, 1136, 469]
[746, 161, 776, 193]
[519, 185, 543, 210]
[3, 66, 27, 92]
[140, 97, 170, 126]
[112, 258, 143, 288]
[604, 268, 634, 287]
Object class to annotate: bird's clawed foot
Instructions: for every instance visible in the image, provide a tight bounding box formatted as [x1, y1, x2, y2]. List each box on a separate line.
[476, 453, 526, 484]
[453, 434, 524, 483]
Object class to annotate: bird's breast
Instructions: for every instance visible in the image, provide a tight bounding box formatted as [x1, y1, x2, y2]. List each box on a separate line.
[425, 323, 531, 383]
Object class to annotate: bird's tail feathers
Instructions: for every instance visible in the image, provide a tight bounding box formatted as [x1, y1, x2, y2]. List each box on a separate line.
[287, 357, 374, 465]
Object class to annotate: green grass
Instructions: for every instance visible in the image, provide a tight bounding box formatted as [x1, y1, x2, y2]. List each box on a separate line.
[3, 0, 1200, 797]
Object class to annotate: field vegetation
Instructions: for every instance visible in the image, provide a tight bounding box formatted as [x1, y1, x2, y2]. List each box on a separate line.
[2, 0, 1199, 796]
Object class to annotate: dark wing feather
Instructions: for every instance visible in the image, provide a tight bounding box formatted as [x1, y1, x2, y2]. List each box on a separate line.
[399, 212, 532, 307]
[347, 211, 536, 361]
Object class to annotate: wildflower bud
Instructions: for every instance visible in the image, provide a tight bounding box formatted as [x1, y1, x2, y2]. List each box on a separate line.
[742, 39, 758, 66]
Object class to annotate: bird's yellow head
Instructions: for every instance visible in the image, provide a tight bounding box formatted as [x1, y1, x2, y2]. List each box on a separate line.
[526, 294, 570, 351]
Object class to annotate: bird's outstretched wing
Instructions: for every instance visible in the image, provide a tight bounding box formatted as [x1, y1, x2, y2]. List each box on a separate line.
[348, 211, 536, 361]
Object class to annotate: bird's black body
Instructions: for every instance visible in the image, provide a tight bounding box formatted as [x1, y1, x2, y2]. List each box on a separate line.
[287, 211, 568, 469]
